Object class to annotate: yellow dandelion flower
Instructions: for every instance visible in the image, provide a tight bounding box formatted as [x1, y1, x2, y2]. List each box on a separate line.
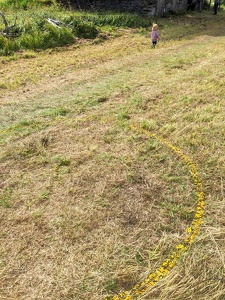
[108, 124, 205, 300]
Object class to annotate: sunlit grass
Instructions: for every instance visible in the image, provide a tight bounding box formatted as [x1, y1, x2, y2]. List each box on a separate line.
[0, 6, 225, 300]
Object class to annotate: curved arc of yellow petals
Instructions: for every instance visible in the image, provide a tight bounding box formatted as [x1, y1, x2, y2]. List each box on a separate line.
[106, 124, 205, 300]
[0, 116, 204, 300]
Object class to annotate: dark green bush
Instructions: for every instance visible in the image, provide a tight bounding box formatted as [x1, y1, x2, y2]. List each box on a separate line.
[0, 36, 20, 55]
[70, 20, 99, 39]
[19, 24, 74, 49]
[0, 35, 7, 49]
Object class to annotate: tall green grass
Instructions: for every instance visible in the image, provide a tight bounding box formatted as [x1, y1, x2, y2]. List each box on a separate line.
[0, 0, 56, 10]
[0, 2, 151, 55]
[64, 12, 151, 28]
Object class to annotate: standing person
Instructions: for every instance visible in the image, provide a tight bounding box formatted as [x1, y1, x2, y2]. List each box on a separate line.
[213, 0, 220, 14]
[197, 0, 204, 12]
[151, 23, 159, 48]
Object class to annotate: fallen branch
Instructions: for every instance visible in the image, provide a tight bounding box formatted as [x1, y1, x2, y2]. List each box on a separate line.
[46, 18, 72, 28]
[0, 11, 9, 35]
[0, 11, 17, 36]
[46, 18, 61, 28]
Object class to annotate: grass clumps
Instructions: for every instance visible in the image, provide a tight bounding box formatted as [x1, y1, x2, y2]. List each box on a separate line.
[0, 2, 151, 55]
[19, 23, 74, 50]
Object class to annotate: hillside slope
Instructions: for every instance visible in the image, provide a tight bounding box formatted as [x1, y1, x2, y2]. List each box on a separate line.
[0, 10, 225, 300]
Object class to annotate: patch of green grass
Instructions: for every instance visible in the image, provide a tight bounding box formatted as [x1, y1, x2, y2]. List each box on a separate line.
[54, 155, 71, 168]
[0, 189, 12, 208]
[105, 279, 117, 293]
[42, 107, 70, 117]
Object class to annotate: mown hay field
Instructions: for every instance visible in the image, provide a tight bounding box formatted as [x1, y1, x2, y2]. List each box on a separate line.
[0, 7, 225, 300]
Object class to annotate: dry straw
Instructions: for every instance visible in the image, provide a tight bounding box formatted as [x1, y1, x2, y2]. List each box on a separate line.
[106, 124, 205, 300]
[0, 116, 205, 300]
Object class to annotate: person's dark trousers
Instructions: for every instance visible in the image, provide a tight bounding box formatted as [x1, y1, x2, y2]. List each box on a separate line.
[213, 2, 219, 14]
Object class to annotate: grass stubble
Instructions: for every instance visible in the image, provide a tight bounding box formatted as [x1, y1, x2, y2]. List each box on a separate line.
[0, 8, 225, 300]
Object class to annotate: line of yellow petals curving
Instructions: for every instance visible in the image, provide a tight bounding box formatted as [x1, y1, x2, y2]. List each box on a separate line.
[106, 124, 205, 300]
[0, 117, 204, 300]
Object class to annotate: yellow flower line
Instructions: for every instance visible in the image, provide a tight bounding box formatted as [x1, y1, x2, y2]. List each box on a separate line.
[0, 117, 204, 300]
[106, 123, 205, 300]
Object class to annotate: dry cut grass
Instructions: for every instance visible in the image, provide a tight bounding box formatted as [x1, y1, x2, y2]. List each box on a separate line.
[0, 8, 225, 300]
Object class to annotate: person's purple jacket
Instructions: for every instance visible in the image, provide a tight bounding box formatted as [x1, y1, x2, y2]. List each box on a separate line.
[152, 30, 159, 41]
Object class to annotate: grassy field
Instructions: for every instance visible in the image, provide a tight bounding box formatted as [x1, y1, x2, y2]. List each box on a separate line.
[0, 5, 225, 300]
